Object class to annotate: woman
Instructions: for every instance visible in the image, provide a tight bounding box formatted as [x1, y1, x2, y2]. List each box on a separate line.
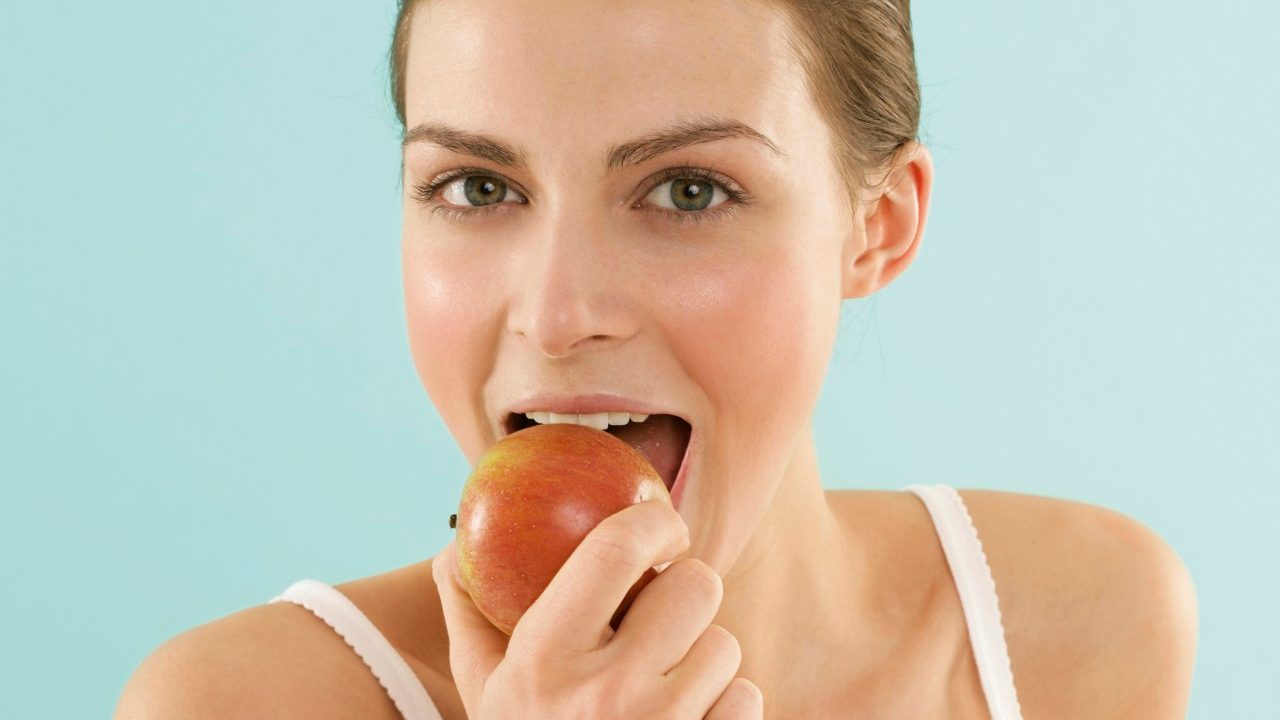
[115, 1, 1198, 718]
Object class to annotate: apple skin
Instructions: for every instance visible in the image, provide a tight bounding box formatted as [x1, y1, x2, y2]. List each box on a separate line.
[453, 422, 672, 636]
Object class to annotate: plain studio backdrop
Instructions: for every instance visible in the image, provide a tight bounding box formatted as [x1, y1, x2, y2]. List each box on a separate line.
[1, 1, 1276, 716]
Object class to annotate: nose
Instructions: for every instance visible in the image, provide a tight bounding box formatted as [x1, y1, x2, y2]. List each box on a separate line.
[506, 213, 637, 359]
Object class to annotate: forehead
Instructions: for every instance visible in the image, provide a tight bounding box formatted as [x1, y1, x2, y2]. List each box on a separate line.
[402, 0, 812, 164]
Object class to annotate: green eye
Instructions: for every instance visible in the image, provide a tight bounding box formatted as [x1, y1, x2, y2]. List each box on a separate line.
[648, 176, 727, 212]
[464, 176, 503, 205]
[449, 175, 523, 207]
[411, 165, 751, 226]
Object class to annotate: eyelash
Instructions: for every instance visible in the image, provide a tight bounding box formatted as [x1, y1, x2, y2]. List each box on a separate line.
[409, 166, 754, 226]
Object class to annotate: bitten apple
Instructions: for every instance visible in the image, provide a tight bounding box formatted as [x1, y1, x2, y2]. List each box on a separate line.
[452, 422, 673, 636]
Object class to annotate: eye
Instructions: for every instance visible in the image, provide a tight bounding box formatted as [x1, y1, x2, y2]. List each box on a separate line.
[438, 173, 525, 209]
[411, 165, 752, 225]
[646, 175, 728, 212]
[637, 167, 752, 225]
[408, 168, 528, 222]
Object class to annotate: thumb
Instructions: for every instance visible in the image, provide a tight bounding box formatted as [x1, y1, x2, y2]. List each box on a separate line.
[432, 541, 509, 710]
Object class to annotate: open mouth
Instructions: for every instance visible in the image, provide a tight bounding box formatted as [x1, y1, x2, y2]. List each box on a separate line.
[505, 412, 693, 492]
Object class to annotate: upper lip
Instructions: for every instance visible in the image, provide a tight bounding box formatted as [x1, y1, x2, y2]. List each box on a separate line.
[497, 391, 690, 437]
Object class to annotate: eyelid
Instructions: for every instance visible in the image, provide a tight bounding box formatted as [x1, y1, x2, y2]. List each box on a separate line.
[410, 164, 754, 222]
[635, 166, 754, 207]
[411, 166, 530, 204]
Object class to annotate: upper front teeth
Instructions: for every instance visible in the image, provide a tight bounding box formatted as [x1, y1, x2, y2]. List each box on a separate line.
[524, 411, 650, 431]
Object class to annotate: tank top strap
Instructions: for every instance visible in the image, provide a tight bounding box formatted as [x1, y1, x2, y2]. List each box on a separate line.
[903, 484, 1024, 720]
[270, 579, 443, 720]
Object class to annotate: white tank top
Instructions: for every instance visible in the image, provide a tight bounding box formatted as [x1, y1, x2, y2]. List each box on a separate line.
[270, 483, 1022, 719]
[904, 483, 1024, 719]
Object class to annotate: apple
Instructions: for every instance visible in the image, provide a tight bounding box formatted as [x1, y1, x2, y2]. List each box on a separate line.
[452, 421, 672, 636]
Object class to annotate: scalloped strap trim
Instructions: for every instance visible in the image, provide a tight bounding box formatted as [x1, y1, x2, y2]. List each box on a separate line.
[903, 484, 1025, 720]
[269, 579, 443, 720]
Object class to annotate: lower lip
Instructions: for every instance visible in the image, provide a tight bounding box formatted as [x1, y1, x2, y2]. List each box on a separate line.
[669, 427, 697, 511]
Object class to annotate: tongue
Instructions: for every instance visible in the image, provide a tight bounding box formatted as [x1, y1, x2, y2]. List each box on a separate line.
[608, 414, 690, 490]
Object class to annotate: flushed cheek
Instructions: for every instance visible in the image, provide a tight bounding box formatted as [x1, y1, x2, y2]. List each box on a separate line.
[660, 247, 833, 471]
[402, 239, 499, 463]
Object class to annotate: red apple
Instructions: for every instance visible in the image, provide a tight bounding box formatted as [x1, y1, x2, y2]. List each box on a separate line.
[452, 421, 672, 636]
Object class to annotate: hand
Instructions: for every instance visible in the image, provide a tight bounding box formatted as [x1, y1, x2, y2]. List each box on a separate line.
[432, 498, 764, 719]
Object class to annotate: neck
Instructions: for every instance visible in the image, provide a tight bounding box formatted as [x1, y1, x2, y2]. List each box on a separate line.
[710, 425, 877, 717]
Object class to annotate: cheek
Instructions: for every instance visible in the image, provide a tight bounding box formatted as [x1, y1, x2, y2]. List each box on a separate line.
[659, 242, 837, 453]
[402, 233, 498, 460]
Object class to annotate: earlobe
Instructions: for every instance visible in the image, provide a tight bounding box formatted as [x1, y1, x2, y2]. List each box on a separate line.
[840, 142, 934, 299]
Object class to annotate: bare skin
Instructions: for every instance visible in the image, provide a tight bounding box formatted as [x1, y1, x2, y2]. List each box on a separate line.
[112, 0, 1198, 717]
[306, 483, 1186, 719]
[397, 0, 940, 714]
[330, 485, 996, 720]
[113, 479, 1195, 718]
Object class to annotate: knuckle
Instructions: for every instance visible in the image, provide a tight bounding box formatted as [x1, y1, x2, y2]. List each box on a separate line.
[505, 645, 554, 689]
[582, 671, 640, 720]
[647, 692, 688, 720]
[703, 624, 742, 663]
[635, 500, 687, 546]
[673, 558, 723, 604]
[739, 678, 765, 708]
[721, 678, 764, 716]
[584, 520, 648, 569]
[664, 504, 691, 543]
[508, 623, 555, 665]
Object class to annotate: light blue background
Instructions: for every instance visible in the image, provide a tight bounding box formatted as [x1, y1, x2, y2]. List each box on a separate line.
[2, 1, 1275, 716]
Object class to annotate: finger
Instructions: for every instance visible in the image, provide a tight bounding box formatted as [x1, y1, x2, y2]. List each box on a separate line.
[432, 541, 509, 711]
[664, 624, 743, 716]
[514, 499, 690, 658]
[704, 678, 765, 720]
[607, 557, 723, 672]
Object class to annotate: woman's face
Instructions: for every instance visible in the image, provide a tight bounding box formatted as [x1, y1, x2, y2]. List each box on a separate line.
[401, 0, 862, 564]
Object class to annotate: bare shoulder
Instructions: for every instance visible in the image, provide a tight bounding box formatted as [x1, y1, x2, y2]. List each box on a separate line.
[954, 488, 1199, 719]
[113, 599, 403, 719]
[114, 560, 458, 720]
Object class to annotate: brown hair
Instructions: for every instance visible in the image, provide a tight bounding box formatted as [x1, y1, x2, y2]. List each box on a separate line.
[388, 0, 920, 208]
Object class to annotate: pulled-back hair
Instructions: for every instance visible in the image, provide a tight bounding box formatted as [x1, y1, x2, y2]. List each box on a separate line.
[388, 0, 920, 207]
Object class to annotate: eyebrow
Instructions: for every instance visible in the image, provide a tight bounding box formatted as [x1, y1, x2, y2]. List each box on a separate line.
[401, 115, 784, 173]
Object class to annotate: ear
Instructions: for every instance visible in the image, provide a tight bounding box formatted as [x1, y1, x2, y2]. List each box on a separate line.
[841, 141, 934, 299]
